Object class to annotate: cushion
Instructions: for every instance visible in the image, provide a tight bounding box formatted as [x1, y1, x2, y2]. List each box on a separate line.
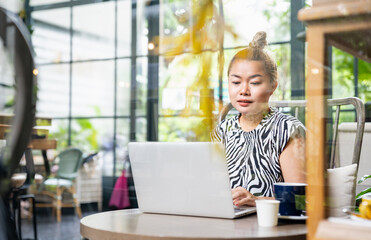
[44, 178, 73, 191]
[327, 164, 357, 217]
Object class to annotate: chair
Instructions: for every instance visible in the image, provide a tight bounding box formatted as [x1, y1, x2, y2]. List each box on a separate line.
[9, 147, 44, 240]
[10, 173, 42, 240]
[218, 97, 366, 217]
[34, 148, 84, 222]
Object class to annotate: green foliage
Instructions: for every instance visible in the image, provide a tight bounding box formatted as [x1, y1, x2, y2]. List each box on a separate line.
[262, 0, 290, 41]
[49, 120, 69, 151]
[355, 174, 371, 206]
[358, 174, 371, 184]
[49, 119, 98, 153]
[332, 47, 371, 103]
[271, 44, 291, 100]
[358, 60, 371, 102]
[356, 188, 371, 201]
[332, 47, 371, 123]
[332, 47, 354, 99]
[157, 0, 232, 141]
[71, 119, 98, 153]
[159, 117, 212, 142]
[4, 97, 14, 108]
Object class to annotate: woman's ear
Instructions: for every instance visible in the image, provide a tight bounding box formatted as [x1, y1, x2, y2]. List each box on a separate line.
[270, 81, 278, 95]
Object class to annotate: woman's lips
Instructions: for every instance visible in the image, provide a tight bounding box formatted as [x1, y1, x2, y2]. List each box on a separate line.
[237, 100, 252, 107]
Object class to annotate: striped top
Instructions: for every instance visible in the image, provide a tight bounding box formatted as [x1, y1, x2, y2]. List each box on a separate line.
[211, 107, 305, 197]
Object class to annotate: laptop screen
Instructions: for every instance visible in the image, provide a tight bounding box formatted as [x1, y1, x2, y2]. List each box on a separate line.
[128, 142, 241, 218]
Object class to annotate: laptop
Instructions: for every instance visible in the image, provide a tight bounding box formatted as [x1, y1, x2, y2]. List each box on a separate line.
[128, 142, 256, 219]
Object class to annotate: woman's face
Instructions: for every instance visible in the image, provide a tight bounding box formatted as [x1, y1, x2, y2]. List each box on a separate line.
[228, 60, 277, 116]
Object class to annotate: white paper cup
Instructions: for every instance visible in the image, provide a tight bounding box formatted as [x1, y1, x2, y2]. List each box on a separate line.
[255, 200, 280, 227]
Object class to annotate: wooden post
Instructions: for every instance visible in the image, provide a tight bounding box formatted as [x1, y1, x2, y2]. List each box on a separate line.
[305, 25, 326, 240]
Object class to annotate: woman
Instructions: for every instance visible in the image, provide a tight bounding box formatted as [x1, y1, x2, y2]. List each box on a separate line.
[211, 31, 305, 207]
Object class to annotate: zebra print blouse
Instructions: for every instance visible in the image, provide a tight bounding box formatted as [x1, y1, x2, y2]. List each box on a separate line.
[211, 107, 305, 197]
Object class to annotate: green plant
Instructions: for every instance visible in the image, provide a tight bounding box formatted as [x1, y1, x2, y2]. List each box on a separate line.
[355, 174, 371, 206]
[49, 118, 98, 153]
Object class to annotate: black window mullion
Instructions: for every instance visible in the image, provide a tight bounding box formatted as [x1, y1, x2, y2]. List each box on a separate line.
[68, 1, 73, 146]
[112, 0, 118, 177]
[146, 0, 159, 141]
[354, 57, 359, 97]
[130, 0, 137, 141]
[290, 0, 305, 100]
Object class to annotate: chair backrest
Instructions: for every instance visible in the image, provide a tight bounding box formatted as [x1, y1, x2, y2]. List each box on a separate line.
[218, 97, 365, 171]
[56, 148, 83, 180]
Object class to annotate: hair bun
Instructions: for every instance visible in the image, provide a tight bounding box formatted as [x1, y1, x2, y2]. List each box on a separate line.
[250, 31, 267, 50]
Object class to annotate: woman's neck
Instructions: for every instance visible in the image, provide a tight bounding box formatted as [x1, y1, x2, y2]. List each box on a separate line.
[239, 108, 270, 132]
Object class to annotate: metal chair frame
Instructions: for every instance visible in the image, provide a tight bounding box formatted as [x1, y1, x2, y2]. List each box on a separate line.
[0, 7, 37, 240]
[218, 97, 365, 171]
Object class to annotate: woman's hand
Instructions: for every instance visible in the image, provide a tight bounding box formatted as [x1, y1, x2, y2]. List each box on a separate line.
[231, 187, 257, 207]
[231, 187, 276, 207]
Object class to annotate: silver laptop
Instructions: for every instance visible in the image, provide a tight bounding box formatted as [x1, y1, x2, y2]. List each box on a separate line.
[128, 142, 256, 219]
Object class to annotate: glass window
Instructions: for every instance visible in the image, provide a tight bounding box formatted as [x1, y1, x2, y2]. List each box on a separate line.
[159, 53, 219, 115]
[223, 0, 290, 48]
[160, 0, 192, 48]
[136, 57, 148, 117]
[332, 47, 355, 99]
[135, 117, 147, 142]
[158, 116, 210, 142]
[115, 118, 130, 175]
[49, 119, 69, 151]
[0, 42, 15, 115]
[71, 118, 113, 154]
[68, 118, 114, 176]
[117, 59, 131, 116]
[71, 61, 115, 117]
[358, 59, 371, 103]
[30, 0, 67, 6]
[136, 0, 149, 56]
[36, 64, 70, 117]
[72, 2, 115, 60]
[270, 43, 291, 101]
[31, 8, 71, 64]
[117, 0, 132, 57]
[116, 118, 130, 147]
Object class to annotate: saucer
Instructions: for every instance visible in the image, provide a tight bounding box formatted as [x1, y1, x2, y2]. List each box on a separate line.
[278, 214, 307, 220]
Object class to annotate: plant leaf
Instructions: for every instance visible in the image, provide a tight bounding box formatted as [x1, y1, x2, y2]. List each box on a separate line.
[355, 187, 371, 200]
[358, 174, 371, 184]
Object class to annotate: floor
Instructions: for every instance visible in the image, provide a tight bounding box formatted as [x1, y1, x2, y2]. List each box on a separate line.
[20, 204, 98, 240]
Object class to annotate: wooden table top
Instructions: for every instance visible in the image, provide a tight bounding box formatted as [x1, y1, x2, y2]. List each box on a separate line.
[80, 209, 306, 240]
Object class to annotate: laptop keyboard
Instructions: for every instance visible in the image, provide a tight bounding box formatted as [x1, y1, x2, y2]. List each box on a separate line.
[234, 207, 247, 213]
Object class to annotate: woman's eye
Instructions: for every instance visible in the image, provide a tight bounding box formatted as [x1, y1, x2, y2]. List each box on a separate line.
[231, 81, 240, 85]
[250, 82, 261, 85]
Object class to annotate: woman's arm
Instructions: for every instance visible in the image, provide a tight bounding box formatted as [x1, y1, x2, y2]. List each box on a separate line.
[232, 136, 305, 207]
[279, 136, 306, 183]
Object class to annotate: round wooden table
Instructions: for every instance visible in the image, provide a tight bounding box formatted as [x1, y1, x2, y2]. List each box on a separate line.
[80, 209, 306, 240]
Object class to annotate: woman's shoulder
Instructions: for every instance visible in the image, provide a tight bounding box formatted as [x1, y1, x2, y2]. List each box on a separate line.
[211, 114, 240, 142]
[268, 109, 306, 138]
[269, 108, 305, 129]
[217, 114, 240, 131]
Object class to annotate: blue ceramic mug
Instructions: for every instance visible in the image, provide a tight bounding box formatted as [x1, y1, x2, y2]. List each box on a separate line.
[273, 183, 307, 216]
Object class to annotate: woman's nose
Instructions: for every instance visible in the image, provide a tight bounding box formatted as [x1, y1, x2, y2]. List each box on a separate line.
[239, 82, 250, 96]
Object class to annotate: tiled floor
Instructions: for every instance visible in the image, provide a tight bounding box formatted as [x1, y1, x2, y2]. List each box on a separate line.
[20, 204, 98, 240]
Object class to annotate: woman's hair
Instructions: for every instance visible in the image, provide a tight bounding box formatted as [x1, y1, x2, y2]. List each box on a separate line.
[227, 31, 277, 84]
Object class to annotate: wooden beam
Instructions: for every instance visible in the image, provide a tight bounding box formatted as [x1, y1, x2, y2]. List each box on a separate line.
[316, 220, 371, 240]
[306, 25, 326, 240]
[298, 1, 371, 21]
[28, 139, 57, 150]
